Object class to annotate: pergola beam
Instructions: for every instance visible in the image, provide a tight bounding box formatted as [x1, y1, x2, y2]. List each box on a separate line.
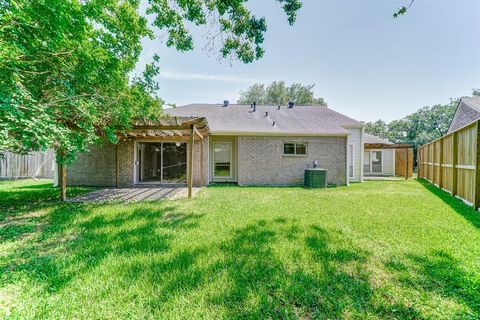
[172, 130, 183, 136]
[135, 125, 192, 131]
[364, 143, 412, 149]
[193, 126, 204, 140]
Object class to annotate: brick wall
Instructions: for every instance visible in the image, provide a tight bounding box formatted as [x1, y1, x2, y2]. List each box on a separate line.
[67, 142, 117, 186]
[67, 139, 207, 187]
[237, 136, 347, 186]
[117, 140, 135, 186]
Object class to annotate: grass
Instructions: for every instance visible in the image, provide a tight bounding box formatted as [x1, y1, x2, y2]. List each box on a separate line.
[1, 179, 480, 319]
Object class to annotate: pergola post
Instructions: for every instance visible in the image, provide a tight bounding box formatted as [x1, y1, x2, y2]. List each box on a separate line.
[188, 124, 195, 198]
[57, 150, 67, 201]
[405, 147, 408, 180]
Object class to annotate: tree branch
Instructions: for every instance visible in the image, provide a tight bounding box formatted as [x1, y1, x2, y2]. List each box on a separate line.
[393, 0, 415, 18]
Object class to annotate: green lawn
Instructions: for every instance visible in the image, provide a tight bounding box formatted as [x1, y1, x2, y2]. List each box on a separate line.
[1, 179, 480, 319]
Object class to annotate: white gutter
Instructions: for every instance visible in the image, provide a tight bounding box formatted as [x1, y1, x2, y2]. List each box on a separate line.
[210, 131, 349, 137]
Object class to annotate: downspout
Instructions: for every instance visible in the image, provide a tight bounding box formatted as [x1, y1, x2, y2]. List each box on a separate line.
[346, 136, 350, 186]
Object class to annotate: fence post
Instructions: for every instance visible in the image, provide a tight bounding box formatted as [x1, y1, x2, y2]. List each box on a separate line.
[417, 149, 421, 178]
[432, 141, 437, 185]
[452, 131, 458, 197]
[474, 121, 480, 210]
[439, 138, 443, 189]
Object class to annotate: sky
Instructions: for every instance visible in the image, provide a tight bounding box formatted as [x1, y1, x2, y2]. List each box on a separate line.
[137, 0, 480, 122]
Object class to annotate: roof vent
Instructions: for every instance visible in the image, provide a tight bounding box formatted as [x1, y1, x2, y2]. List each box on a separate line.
[272, 121, 276, 126]
[277, 105, 281, 110]
[265, 111, 268, 117]
[223, 100, 229, 107]
[288, 101, 294, 108]
[253, 101, 256, 112]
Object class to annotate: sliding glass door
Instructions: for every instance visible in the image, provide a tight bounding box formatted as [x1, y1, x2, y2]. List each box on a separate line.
[162, 143, 187, 183]
[137, 142, 187, 184]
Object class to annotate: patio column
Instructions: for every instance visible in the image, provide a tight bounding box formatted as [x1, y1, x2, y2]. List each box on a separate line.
[188, 124, 195, 198]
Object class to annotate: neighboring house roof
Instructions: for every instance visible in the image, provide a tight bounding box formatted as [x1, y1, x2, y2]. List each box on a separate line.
[447, 96, 480, 134]
[363, 133, 393, 145]
[165, 104, 363, 135]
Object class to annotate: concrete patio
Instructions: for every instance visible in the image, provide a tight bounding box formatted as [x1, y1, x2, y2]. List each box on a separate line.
[69, 186, 201, 203]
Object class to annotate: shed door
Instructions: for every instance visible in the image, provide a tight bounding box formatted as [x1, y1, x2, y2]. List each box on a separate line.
[371, 151, 383, 174]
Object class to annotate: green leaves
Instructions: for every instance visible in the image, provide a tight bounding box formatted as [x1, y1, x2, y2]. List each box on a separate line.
[0, 0, 160, 162]
[238, 81, 326, 106]
[147, 0, 300, 63]
[0, 0, 303, 163]
[393, 0, 415, 18]
[365, 97, 458, 153]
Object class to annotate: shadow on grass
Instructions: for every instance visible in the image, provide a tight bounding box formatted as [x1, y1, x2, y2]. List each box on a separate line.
[0, 182, 92, 218]
[3, 181, 468, 318]
[0, 182, 93, 241]
[198, 221, 423, 319]
[0, 182, 203, 295]
[417, 178, 480, 229]
[17, 182, 55, 189]
[385, 251, 480, 318]
[1, 204, 203, 292]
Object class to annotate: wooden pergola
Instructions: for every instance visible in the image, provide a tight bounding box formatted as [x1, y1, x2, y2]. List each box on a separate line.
[58, 117, 209, 201]
[364, 143, 413, 180]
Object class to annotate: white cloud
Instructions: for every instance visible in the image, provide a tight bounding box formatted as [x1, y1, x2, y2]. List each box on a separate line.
[159, 70, 261, 83]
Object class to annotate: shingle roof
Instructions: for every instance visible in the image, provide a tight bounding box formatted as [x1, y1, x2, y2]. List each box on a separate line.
[165, 104, 363, 135]
[447, 96, 480, 133]
[363, 133, 393, 144]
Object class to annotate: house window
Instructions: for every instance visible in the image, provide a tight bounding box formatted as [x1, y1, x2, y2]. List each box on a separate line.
[284, 142, 307, 155]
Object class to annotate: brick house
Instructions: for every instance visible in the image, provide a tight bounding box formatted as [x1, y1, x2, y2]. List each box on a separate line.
[67, 102, 366, 187]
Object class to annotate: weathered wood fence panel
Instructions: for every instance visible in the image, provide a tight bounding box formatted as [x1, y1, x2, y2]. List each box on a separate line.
[394, 148, 413, 177]
[0, 150, 54, 179]
[418, 120, 479, 208]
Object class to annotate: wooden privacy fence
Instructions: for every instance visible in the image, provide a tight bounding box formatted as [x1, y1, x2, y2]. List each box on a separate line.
[418, 119, 480, 209]
[0, 150, 54, 179]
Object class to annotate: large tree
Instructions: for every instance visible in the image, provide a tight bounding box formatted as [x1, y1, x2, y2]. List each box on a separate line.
[364, 97, 460, 156]
[238, 81, 326, 106]
[0, 0, 303, 163]
[364, 120, 389, 140]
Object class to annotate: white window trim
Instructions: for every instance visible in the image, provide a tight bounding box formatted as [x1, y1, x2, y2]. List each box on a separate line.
[283, 141, 308, 156]
[348, 143, 355, 179]
[213, 141, 233, 179]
